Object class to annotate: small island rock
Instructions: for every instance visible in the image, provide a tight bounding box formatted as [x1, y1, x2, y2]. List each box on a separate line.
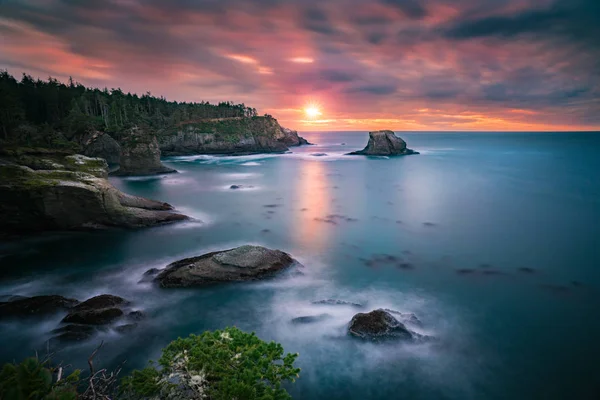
[347, 130, 419, 156]
[153, 245, 297, 288]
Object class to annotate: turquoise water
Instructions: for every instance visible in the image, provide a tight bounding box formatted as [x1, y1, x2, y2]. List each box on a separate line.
[1, 132, 599, 399]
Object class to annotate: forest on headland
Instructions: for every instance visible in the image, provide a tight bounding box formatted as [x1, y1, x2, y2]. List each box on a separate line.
[0, 71, 264, 149]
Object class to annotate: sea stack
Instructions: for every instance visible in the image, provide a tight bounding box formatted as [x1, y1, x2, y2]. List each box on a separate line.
[347, 130, 419, 156]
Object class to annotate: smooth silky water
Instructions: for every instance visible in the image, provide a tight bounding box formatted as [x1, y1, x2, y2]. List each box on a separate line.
[1, 132, 599, 399]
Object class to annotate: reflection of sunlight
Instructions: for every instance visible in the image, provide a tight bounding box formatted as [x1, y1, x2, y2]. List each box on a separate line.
[291, 161, 332, 253]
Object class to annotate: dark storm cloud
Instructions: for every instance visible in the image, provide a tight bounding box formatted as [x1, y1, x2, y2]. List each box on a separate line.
[380, 0, 428, 19]
[301, 7, 337, 35]
[345, 84, 398, 95]
[445, 0, 600, 47]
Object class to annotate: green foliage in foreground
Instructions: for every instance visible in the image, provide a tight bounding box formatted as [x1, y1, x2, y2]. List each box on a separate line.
[0, 327, 300, 400]
[0, 357, 80, 400]
[121, 326, 300, 400]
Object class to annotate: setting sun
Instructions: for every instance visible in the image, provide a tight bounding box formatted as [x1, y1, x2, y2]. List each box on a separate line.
[304, 104, 322, 119]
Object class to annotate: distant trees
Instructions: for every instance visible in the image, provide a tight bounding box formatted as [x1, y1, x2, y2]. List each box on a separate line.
[0, 70, 260, 147]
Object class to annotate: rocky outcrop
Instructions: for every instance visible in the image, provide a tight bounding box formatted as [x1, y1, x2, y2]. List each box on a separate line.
[348, 309, 415, 340]
[347, 130, 419, 156]
[49, 294, 143, 343]
[0, 295, 79, 319]
[159, 117, 308, 156]
[0, 153, 187, 236]
[153, 245, 298, 288]
[114, 127, 176, 175]
[277, 127, 311, 147]
[82, 131, 121, 165]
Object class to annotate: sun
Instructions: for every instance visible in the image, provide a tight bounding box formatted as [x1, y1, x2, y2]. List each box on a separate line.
[304, 103, 322, 119]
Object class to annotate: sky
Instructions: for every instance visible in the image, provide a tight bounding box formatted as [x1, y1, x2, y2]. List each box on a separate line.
[0, 0, 599, 131]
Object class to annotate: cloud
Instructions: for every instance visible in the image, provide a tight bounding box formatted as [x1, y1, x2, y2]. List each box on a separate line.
[0, 0, 597, 130]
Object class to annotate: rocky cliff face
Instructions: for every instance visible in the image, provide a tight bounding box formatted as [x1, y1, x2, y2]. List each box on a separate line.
[81, 131, 121, 166]
[159, 117, 309, 156]
[114, 127, 176, 176]
[0, 152, 187, 237]
[347, 130, 419, 156]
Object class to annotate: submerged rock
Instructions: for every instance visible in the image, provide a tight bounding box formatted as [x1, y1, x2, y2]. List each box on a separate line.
[62, 307, 124, 325]
[50, 324, 97, 343]
[114, 323, 138, 334]
[312, 299, 364, 308]
[0, 295, 79, 319]
[153, 245, 297, 288]
[348, 309, 414, 340]
[347, 130, 419, 156]
[291, 314, 332, 324]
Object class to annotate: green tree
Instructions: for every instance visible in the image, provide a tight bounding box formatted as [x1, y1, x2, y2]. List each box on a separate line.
[121, 327, 300, 400]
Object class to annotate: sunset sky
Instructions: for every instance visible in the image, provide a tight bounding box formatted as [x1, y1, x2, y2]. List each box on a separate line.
[1, 0, 598, 131]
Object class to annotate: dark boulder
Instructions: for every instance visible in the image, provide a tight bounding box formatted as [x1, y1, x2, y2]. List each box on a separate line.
[348, 309, 414, 340]
[347, 130, 419, 156]
[154, 245, 298, 288]
[82, 131, 121, 165]
[70, 294, 129, 312]
[0, 295, 79, 319]
[61, 294, 129, 325]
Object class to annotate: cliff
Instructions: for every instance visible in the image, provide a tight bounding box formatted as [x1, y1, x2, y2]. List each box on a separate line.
[159, 117, 310, 156]
[347, 130, 419, 156]
[0, 150, 187, 237]
[112, 127, 176, 176]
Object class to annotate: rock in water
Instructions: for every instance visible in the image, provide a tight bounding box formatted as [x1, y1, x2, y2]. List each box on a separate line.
[291, 314, 332, 324]
[347, 130, 419, 156]
[278, 127, 312, 146]
[348, 309, 414, 340]
[154, 245, 297, 287]
[61, 294, 129, 325]
[0, 295, 79, 319]
[115, 127, 176, 176]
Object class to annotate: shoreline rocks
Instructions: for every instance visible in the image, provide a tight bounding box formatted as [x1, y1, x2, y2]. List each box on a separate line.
[0, 295, 79, 319]
[159, 117, 309, 156]
[347, 130, 419, 156]
[0, 152, 188, 237]
[153, 245, 298, 288]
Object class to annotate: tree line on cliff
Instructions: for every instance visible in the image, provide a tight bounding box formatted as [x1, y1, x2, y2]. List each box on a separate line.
[0, 71, 262, 149]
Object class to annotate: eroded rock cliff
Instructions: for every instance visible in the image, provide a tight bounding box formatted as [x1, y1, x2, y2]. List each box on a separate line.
[0, 151, 187, 237]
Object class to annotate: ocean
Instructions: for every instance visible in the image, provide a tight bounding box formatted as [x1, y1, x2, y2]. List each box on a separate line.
[1, 131, 599, 399]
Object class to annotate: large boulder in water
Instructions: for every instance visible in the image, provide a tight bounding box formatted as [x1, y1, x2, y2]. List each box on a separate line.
[61, 294, 129, 325]
[347, 130, 419, 156]
[154, 245, 297, 288]
[0, 295, 79, 319]
[348, 309, 414, 340]
[277, 127, 312, 146]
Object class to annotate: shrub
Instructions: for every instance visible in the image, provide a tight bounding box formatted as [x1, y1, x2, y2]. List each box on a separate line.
[0, 356, 80, 400]
[121, 327, 300, 400]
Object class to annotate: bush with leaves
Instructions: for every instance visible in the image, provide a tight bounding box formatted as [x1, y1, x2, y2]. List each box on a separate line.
[121, 327, 300, 400]
[0, 356, 80, 400]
